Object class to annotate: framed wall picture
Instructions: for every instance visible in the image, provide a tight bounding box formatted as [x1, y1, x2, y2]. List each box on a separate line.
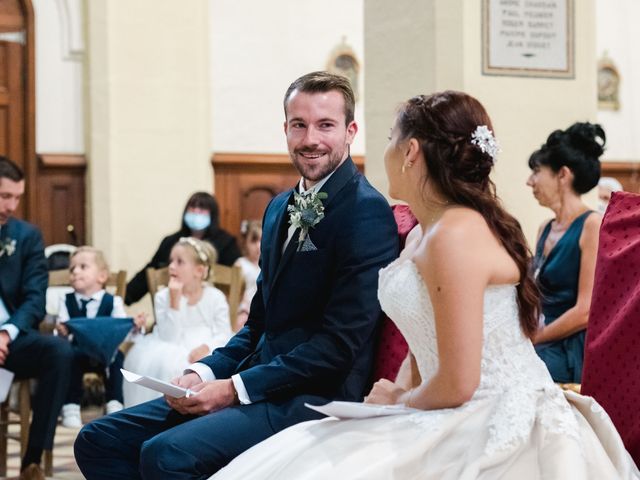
[326, 37, 360, 101]
[482, 0, 574, 78]
[598, 53, 621, 111]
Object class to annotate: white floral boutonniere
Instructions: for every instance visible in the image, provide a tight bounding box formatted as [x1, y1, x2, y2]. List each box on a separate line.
[0, 238, 16, 258]
[287, 190, 328, 251]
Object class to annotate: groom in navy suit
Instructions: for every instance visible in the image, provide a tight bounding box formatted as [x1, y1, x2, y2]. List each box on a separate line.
[75, 71, 399, 479]
[0, 157, 73, 479]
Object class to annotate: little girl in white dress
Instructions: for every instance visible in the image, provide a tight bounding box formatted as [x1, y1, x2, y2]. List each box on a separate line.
[123, 237, 232, 407]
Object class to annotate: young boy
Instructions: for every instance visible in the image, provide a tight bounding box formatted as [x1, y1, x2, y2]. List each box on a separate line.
[56, 246, 144, 428]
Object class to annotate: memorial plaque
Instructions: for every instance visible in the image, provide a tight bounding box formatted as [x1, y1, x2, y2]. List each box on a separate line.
[483, 0, 574, 78]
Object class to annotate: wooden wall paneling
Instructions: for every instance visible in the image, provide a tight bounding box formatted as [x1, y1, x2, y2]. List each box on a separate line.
[212, 153, 364, 240]
[601, 161, 640, 194]
[36, 154, 86, 246]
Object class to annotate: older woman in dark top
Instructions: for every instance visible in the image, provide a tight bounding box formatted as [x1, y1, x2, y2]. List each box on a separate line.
[124, 192, 241, 305]
[526, 122, 604, 383]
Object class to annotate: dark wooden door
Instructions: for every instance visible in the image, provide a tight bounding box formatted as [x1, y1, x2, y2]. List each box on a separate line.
[0, 0, 85, 246]
[0, 0, 26, 218]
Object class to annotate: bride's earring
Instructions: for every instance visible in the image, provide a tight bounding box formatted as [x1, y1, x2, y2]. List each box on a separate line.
[402, 164, 406, 174]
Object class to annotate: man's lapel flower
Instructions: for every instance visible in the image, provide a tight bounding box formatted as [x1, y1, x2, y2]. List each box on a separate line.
[287, 190, 327, 251]
[0, 238, 16, 258]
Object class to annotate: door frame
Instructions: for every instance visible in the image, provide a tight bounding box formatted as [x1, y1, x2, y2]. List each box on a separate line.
[21, 0, 36, 221]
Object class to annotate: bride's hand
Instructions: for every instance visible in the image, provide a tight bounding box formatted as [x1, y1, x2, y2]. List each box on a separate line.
[364, 379, 407, 405]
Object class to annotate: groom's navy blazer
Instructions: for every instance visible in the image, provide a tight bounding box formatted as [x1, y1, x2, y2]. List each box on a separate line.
[199, 157, 398, 429]
[0, 218, 48, 333]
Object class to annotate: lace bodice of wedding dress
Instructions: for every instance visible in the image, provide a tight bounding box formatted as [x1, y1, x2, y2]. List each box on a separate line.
[379, 258, 553, 394]
[378, 258, 579, 454]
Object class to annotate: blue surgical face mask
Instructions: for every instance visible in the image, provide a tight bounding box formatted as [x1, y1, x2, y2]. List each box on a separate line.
[184, 212, 211, 231]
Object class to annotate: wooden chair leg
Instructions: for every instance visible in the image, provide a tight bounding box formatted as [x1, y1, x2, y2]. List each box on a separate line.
[0, 400, 8, 477]
[44, 449, 53, 477]
[18, 380, 31, 458]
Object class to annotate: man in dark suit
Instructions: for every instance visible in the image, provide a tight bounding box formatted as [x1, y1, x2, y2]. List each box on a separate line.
[0, 157, 73, 480]
[75, 71, 399, 479]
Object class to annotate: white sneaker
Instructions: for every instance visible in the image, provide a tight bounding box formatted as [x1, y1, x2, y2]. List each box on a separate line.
[61, 403, 82, 428]
[105, 399, 124, 415]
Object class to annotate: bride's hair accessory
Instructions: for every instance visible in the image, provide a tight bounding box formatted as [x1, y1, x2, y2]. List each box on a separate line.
[470, 125, 500, 160]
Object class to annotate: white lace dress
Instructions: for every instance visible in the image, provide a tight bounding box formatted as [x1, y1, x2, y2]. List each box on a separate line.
[211, 259, 639, 479]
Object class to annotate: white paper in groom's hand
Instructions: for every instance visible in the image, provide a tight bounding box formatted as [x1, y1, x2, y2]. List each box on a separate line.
[305, 401, 418, 420]
[121, 369, 191, 398]
[0, 368, 15, 402]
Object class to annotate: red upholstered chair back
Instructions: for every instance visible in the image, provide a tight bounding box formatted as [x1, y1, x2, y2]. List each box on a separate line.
[372, 205, 418, 382]
[582, 191, 640, 464]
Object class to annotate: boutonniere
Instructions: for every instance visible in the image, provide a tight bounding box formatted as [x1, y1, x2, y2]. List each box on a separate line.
[0, 238, 16, 258]
[287, 190, 328, 251]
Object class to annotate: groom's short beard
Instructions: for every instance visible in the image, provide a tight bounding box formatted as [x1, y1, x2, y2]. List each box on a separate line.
[291, 148, 347, 183]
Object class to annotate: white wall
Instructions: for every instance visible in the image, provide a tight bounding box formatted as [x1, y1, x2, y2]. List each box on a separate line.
[596, 0, 640, 160]
[209, 0, 365, 155]
[85, 0, 212, 272]
[33, 0, 84, 154]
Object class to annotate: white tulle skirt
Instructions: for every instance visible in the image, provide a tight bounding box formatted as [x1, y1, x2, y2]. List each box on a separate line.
[122, 336, 191, 407]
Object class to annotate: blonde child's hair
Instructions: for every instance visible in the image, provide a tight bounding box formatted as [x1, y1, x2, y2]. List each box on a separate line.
[176, 237, 218, 282]
[70, 246, 110, 287]
[239, 220, 262, 251]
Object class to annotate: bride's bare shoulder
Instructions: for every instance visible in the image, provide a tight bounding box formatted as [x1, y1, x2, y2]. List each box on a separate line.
[418, 208, 496, 268]
[432, 207, 491, 241]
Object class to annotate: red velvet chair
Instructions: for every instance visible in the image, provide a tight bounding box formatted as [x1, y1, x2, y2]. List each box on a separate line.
[582, 191, 640, 465]
[372, 204, 418, 382]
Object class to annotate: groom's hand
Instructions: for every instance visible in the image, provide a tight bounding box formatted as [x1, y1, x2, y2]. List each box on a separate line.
[171, 372, 203, 389]
[165, 372, 203, 412]
[168, 379, 236, 415]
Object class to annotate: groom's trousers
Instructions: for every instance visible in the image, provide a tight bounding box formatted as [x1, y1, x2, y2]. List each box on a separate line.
[74, 397, 279, 479]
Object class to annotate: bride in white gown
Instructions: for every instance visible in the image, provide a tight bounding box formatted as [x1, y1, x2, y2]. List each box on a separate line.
[212, 92, 639, 479]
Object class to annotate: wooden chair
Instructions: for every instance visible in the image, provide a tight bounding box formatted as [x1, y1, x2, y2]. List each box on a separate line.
[0, 269, 127, 476]
[47, 268, 127, 297]
[146, 264, 244, 330]
[0, 380, 52, 476]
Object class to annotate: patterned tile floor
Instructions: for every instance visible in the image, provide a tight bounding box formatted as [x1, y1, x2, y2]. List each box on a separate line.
[3, 406, 104, 479]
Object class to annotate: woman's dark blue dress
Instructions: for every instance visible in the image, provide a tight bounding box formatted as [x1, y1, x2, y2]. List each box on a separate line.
[533, 210, 594, 383]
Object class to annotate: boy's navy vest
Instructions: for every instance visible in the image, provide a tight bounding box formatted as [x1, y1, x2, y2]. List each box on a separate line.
[65, 292, 114, 318]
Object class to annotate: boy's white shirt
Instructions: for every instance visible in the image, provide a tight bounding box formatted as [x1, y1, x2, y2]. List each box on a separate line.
[57, 289, 127, 322]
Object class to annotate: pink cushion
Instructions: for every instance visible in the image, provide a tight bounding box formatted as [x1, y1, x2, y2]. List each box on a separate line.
[582, 191, 640, 464]
[372, 205, 418, 382]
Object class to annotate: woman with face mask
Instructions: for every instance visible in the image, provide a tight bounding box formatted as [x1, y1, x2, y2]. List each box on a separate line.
[124, 192, 241, 305]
